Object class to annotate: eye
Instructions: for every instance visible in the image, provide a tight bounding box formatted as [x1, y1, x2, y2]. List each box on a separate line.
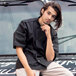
[47, 11, 51, 15]
[52, 15, 56, 19]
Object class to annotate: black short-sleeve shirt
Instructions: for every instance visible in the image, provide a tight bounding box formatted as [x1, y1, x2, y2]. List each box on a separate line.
[13, 17, 59, 70]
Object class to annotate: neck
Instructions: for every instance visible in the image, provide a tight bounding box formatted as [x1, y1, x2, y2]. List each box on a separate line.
[38, 17, 44, 26]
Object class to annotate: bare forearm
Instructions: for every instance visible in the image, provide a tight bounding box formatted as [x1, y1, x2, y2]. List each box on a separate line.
[46, 36, 55, 61]
[16, 47, 31, 72]
[40, 24, 55, 61]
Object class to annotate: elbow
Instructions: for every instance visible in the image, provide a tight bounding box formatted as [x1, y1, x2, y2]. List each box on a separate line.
[47, 57, 54, 61]
[46, 54, 55, 61]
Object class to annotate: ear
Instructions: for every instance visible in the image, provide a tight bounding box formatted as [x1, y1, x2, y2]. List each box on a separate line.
[41, 8, 44, 15]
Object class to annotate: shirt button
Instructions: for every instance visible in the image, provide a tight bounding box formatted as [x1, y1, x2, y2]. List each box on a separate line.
[38, 59, 40, 62]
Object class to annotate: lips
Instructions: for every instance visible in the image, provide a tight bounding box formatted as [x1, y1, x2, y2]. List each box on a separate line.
[45, 19, 50, 24]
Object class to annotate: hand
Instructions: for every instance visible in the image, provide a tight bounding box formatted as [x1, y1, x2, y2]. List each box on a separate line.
[26, 69, 36, 76]
[41, 24, 51, 39]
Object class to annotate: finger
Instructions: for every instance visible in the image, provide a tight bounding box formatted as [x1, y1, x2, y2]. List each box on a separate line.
[41, 27, 46, 31]
[33, 70, 36, 76]
[41, 25, 46, 29]
[34, 72, 36, 76]
[34, 73, 36, 76]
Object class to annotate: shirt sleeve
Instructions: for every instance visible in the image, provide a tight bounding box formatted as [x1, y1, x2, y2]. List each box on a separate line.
[13, 21, 27, 49]
[52, 29, 59, 60]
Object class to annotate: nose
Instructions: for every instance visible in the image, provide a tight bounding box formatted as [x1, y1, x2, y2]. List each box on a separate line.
[48, 15, 52, 20]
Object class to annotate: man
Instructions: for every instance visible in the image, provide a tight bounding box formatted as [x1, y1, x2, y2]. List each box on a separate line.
[13, 1, 73, 76]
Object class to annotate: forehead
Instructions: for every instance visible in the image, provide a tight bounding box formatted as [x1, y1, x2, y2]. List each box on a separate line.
[46, 6, 57, 16]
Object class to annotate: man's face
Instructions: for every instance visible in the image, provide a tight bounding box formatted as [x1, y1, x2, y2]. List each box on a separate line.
[41, 6, 57, 25]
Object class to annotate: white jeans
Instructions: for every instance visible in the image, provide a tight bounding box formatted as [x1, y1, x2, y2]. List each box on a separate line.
[16, 62, 74, 76]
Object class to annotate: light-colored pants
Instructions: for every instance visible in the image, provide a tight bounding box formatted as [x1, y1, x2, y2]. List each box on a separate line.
[16, 62, 74, 76]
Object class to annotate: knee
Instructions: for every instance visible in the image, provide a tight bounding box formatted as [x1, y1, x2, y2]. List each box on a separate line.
[64, 69, 74, 76]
